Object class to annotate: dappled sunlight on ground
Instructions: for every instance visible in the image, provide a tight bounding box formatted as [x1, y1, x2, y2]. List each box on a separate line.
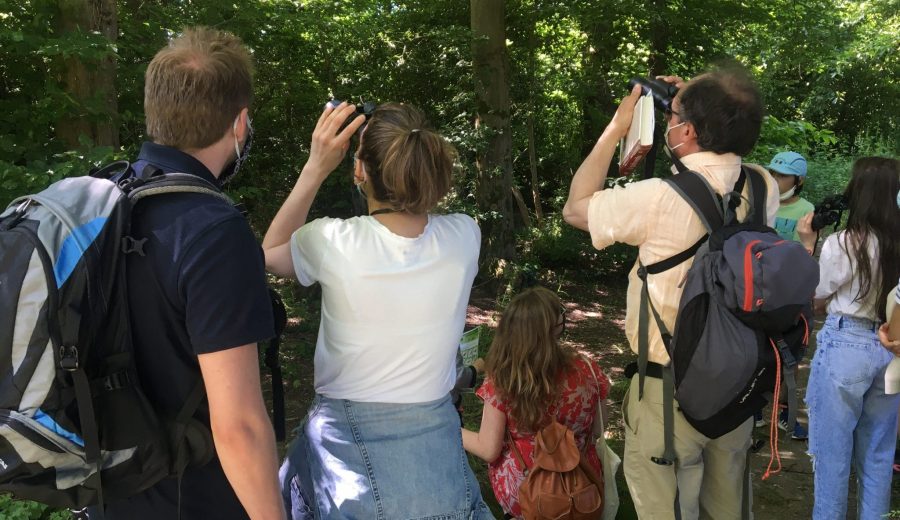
[465, 305, 498, 327]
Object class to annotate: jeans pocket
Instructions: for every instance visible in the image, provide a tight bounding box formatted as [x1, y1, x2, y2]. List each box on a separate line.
[290, 475, 315, 520]
[301, 395, 323, 432]
[826, 342, 872, 386]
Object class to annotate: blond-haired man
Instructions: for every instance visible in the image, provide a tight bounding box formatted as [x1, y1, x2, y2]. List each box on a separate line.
[93, 27, 285, 520]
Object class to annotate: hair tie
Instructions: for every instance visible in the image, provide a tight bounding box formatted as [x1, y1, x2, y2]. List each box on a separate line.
[410, 129, 421, 134]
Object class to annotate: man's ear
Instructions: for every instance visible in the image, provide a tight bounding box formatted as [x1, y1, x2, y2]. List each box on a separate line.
[682, 121, 698, 142]
[233, 107, 250, 141]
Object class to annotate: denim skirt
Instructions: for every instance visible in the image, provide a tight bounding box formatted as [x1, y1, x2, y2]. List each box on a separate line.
[280, 394, 494, 520]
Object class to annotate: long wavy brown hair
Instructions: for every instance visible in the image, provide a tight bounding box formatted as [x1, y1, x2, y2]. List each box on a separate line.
[485, 286, 575, 433]
[838, 157, 900, 322]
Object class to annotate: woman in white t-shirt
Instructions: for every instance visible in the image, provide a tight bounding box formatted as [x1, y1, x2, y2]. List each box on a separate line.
[797, 157, 900, 520]
[262, 102, 490, 519]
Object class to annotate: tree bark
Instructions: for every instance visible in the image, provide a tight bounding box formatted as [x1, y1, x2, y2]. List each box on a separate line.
[647, 6, 669, 78]
[525, 8, 542, 225]
[471, 0, 516, 270]
[56, 0, 119, 149]
[579, 4, 620, 158]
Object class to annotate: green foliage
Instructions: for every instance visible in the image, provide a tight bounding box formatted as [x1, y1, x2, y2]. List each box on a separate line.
[803, 156, 854, 206]
[750, 115, 838, 165]
[0, 494, 70, 520]
[0, 0, 126, 206]
[2, 0, 896, 227]
[522, 213, 636, 275]
[0, 146, 120, 207]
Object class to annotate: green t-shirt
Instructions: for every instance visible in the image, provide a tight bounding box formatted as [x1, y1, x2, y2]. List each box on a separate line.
[774, 197, 815, 242]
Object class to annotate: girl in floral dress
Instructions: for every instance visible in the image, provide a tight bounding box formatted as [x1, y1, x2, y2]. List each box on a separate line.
[462, 286, 609, 518]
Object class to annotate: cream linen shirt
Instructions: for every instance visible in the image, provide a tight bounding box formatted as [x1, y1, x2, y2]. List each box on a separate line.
[587, 151, 780, 364]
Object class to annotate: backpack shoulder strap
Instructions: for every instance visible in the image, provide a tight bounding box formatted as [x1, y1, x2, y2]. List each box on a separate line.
[126, 173, 234, 206]
[507, 431, 529, 472]
[742, 165, 768, 227]
[663, 170, 724, 234]
[642, 170, 720, 276]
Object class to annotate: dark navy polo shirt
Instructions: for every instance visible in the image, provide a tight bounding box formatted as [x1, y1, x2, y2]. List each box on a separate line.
[103, 142, 275, 520]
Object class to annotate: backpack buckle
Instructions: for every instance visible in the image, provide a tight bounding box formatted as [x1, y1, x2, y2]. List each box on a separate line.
[121, 236, 147, 256]
[774, 337, 798, 369]
[117, 176, 146, 191]
[59, 345, 79, 371]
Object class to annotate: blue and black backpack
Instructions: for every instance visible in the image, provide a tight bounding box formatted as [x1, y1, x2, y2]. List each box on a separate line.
[0, 163, 287, 509]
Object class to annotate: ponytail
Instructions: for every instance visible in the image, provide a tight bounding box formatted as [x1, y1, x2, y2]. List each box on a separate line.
[357, 103, 456, 214]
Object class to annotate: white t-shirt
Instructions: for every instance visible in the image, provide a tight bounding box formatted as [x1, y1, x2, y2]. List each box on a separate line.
[290, 213, 480, 403]
[815, 231, 881, 321]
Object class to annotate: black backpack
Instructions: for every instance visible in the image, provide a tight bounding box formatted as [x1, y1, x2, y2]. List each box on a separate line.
[633, 165, 818, 469]
[0, 162, 287, 509]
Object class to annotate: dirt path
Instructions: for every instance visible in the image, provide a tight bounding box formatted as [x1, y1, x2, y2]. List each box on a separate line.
[272, 274, 899, 519]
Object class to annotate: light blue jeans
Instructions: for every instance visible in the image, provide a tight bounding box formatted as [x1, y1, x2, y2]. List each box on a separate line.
[279, 394, 494, 520]
[806, 314, 900, 520]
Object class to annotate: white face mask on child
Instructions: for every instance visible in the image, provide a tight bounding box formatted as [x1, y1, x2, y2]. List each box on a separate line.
[779, 186, 797, 201]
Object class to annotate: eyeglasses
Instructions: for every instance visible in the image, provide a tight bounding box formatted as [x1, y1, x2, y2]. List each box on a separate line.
[664, 107, 681, 122]
[556, 305, 568, 331]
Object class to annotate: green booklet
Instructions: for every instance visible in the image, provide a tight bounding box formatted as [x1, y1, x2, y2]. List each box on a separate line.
[459, 326, 481, 366]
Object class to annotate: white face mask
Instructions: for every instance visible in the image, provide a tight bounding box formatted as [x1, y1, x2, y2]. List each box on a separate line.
[779, 185, 797, 201]
[665, 121, 686, 152]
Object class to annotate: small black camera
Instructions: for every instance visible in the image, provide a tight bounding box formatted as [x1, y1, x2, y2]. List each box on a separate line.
[628, 77, 679, 113]
[811, 194, 849, 231]
[327, 99, 377, 133]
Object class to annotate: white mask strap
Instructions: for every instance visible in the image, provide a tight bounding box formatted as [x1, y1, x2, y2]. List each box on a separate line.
[665, 122, 686, 151]
[233, 115, 241, 158]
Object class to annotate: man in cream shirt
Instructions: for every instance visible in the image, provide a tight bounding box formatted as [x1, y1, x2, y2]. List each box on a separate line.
[564, 66, 779, 520]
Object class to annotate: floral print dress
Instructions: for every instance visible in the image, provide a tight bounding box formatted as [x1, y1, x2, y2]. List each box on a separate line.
[475, 356, 610, 518]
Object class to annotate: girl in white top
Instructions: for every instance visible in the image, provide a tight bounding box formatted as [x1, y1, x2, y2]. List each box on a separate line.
[263, 102, 490, 519]
[797, 157, 900, 520]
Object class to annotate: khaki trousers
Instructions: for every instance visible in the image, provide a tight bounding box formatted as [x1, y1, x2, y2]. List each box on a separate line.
[623, 376, 753, 520]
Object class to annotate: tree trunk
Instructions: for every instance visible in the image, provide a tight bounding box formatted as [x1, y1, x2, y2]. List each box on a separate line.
[471, 0, 516, 271]
[580, 6, 619, 159]
[647, 7, 669, 78]
[525, 8, 542, 226]
[56, 0, 119, 150]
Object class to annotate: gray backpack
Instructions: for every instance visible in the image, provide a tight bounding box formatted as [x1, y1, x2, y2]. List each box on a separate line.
[634, 166, 818, 467]
[0, 163, 230, 508]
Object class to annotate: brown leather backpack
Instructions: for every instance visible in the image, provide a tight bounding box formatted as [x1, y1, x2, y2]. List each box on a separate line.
[510, 419, 603, 520]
